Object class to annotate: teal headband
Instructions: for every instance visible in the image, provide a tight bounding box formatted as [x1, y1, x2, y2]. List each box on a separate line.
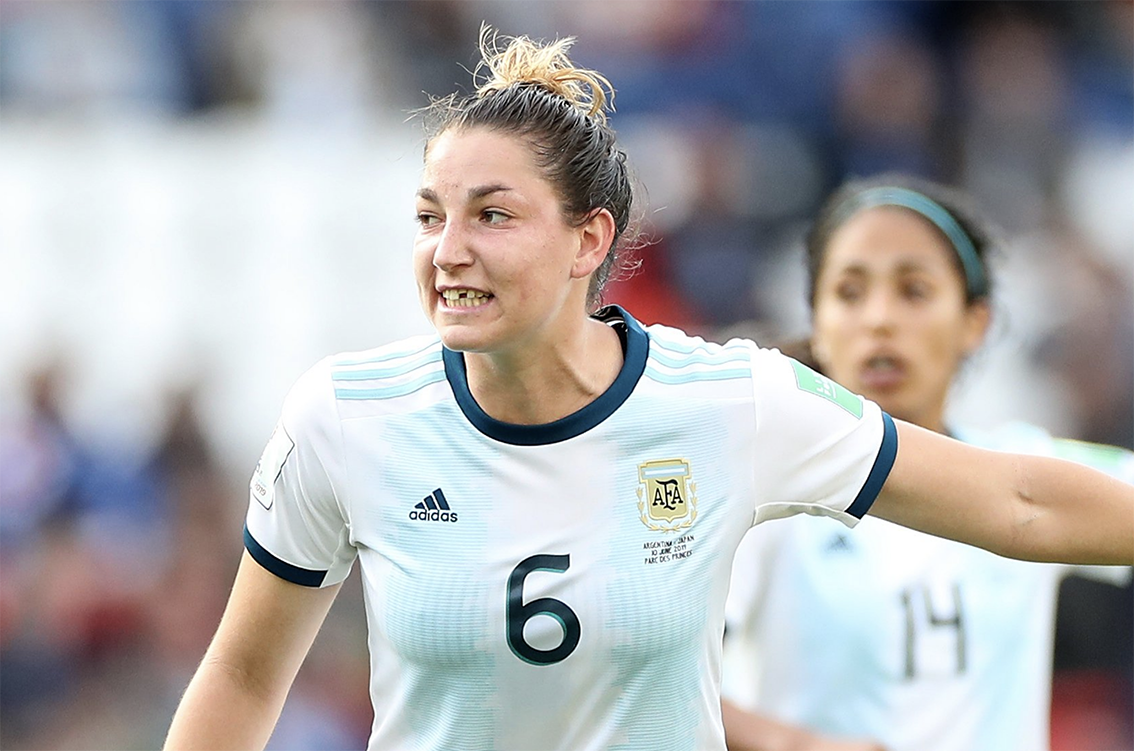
[833, 186, 988, 300]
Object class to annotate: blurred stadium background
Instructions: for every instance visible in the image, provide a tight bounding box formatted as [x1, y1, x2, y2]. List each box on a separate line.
[0, 1, 1130, 749]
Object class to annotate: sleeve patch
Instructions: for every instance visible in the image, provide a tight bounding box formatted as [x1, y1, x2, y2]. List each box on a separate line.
[250, 422, 295, 510]
[790, 359, 863, 419]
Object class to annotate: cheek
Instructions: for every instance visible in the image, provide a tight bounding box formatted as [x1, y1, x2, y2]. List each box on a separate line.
[411, 249, 437, 313]
[412, 241, 434, 280]
[812, 301, 853, 341]
[509, 239, 568, 295]
[915, 315, 973, 376]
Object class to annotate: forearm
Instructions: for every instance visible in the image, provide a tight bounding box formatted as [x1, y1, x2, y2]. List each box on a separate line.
[164, 553, 342, 751]
[163, 656, 286, 751]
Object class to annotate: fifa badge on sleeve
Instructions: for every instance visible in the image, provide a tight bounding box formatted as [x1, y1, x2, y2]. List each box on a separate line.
[251, 422, 295, 510]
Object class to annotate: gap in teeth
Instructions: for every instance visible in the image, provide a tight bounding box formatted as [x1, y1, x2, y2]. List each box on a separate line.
[443, 289, 490, 307]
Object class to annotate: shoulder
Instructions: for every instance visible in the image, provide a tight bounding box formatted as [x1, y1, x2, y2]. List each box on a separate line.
[639, 324, 833, 404]
[281, 356, 337, 427]
[636, 325, 768, 401]
[643, 323, 759, 373]
[283, 334, 444, 428]
[324, 334, 445, 400]
[328, 334, 443, 376]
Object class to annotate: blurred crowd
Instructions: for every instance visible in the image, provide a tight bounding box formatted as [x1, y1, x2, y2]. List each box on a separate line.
[1, 1, 1131, 749]
[1, 362, 372, 748]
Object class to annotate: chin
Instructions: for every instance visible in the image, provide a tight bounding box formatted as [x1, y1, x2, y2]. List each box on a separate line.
[434, 322, 493, 353]
[436, 329, 478, 352]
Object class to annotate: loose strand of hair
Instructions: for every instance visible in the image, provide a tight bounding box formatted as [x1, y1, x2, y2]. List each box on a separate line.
[474, 24, 614, 122]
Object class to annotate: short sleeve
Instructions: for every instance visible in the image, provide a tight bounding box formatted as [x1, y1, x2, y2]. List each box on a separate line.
[748, 348, 897, 527]
[244, 357, 356, 588]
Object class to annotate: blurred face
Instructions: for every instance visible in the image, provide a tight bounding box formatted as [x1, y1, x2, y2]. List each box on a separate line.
[413, 128, 592, 355]
[811, 207, 989, 431]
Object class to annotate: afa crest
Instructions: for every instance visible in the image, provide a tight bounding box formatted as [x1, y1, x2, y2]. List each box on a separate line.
[637, 459, 698, 532]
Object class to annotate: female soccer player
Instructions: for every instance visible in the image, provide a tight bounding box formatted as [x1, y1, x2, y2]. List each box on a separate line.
[164, 30, 1134, 751]
[721, 175, 1133, 751]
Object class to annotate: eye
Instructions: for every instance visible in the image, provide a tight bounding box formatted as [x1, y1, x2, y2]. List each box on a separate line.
[901, 279, 932, 301]
[415, 211, 441, 228]
[834, 280, 864, 303]
[482, 209, 510, 225]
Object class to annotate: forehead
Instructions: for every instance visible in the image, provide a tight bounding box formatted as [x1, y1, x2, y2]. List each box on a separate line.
[420, 128, 543, 193]
[823, 206, 959, 275]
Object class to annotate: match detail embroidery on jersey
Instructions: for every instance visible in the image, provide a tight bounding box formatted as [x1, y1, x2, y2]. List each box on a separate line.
[637, 458, 698, 533]
[408, 488, 458, 523]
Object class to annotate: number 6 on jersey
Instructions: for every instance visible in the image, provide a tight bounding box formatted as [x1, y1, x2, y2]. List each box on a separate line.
[506, 554, 581, 665]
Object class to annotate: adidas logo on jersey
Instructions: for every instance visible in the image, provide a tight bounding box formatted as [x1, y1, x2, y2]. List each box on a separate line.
[409, 488, 458, 522]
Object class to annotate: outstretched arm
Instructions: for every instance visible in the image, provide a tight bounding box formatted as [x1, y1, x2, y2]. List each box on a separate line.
[722, 699, 887, 751]
[872, 421, 1134, 565]
[163, 551, 341, 751]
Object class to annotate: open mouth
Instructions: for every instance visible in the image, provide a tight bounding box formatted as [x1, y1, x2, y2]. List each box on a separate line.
[865, 354, 900, 373]
[860, 354, 906, 388]
[441, 289, 493, 308]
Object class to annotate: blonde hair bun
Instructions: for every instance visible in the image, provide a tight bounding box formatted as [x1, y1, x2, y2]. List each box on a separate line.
[475, 24, 615, 122]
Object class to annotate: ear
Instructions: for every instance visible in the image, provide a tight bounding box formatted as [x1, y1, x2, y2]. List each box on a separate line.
[961, 299, 992, 356]
[571, 208, 617, 280]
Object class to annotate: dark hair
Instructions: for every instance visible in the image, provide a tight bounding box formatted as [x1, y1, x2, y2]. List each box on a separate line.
[772, 337, 822, 372]
[420, 26, 640, 311]
[804, 173, 998, 309]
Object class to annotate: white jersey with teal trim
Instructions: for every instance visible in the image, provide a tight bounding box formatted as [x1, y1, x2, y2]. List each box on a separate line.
[723, 421, 1133, 751]
[244, 306, 898, 751]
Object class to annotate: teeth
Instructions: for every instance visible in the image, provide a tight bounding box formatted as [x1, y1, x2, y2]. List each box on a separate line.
[441, 289, 492, 307]
[867, 356, 897, 371]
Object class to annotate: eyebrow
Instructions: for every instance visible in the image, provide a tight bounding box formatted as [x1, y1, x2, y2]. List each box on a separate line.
[416, 184, 513, 202]
[469, 184, 512, 201]
[836, 259, 938, 276]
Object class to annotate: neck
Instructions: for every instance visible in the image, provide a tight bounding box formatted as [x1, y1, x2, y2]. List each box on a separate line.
[895, 402, 948, 436]
[464, 317, 623, 425]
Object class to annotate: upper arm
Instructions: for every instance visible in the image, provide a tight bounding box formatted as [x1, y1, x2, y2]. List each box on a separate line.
[223, 360, 351, 688]
[870, 420, 1134, 564]
[203, 551, 342, 703]
[246, 358, 357, 588]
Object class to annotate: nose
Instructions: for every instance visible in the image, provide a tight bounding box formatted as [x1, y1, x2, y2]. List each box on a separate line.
[431, 219, 474, 272]
[861, 288, 898, 333]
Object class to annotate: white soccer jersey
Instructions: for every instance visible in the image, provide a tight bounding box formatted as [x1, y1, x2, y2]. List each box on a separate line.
[245, 306, 898, 751]
[723, 421, 1134, 751]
